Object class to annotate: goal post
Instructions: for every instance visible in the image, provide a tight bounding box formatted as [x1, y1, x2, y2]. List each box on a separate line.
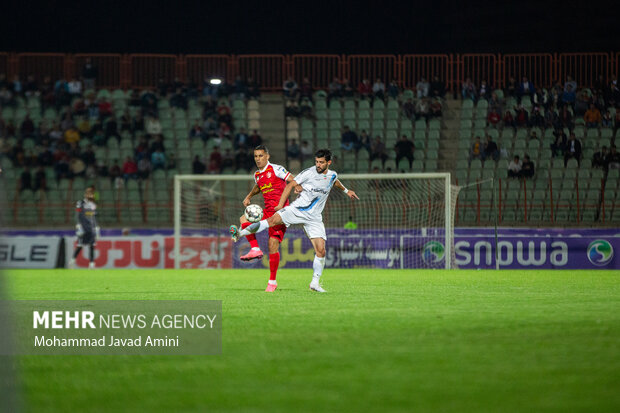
[174, 173, 460, 270]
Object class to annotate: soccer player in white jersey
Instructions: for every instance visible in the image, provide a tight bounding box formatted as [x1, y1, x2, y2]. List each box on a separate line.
[230, 149, 359, 292]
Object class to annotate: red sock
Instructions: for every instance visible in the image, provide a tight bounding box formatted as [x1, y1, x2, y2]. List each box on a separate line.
[269, 252, 280, 282]
[241, 222, 259, 249]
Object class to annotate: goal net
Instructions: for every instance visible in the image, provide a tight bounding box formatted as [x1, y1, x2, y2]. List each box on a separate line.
[173, 173, 460, 269]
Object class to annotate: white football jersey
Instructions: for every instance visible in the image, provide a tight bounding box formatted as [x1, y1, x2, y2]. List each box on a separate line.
[291, 166, 338, 217]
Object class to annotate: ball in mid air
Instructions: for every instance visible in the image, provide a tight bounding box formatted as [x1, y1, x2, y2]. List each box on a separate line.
[244, 204, 264, 223]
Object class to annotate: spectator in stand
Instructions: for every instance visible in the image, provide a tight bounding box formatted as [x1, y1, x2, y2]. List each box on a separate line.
[415, 98, 430, 121]
[508, 155, 522, 178]
[602, 110, 613, 128]
[518, 77, 535, 100]
[234, 127, 249, 150]
[358, 79, 372, 100]
[372, 78, 385, 101]
[192, 155, 206, 174]
[574, 91, 590, 117]
[370, 136, 388, 165]
[559, 105, 574, 129]
[285, 100, 300, 117]
[122, 156, 138, 181]
[530, 107, 545, 128]
[151, 149, 166, 170]
[98, 98, 112, 119]
[327, 77, 342, 103]
[249, 130, 262, 147]
[287, 139, 300, 160]
[299, 77, 313, 102]
[247, 77, 260, 99]
[430, 75, 446, 98]
[82, 58, 98, 90]
[105, 115, 121, 143]
[234, 148, 252, 171]
[108, 160, 121, 183]
[342, 78, 354, 98]
[521, 155, 535, 178]
[515, 106, 529, 127]
[341, 126, 358, 151]
[562, 85, 576, 106]
[403, 98, 415, 120]
[387, 79, 400, 99]
[282, 77, 298, 99]
[64, 126, 80, 145]
[609, 76, 620, 105]
[478, 80, 491, 100]
[145, 116, 162, 136]
[564, 133, 582, 166]
[592, 146, 609, 170]
[395, 135, 415, 168]
[584, 104, 602, 128]
[67, 78, 82, 96]
[149, 135, 165, 154]
[216, 102, 232, 126]
[416, 78, 429, 98]
[137, 156, 151, 179]
[564, 76, 577, 93]
[503, 109, 515, 129]
[487, 107, 501, 127]
[533, 88, 550, 110]
[19, 166, 32, 192]
[170, 88, 188, 109]
[209, 147, 223, 172]
[300, 140, 313, 161]
[203, 116, 217, 139]
[483, 135, 499, 161]
[506, 76, 517, 97]
[358, 130, 371, 153]
[551, 129, 567, 157]
[20, 115, 35, 138]
[429, 99, 442, 118]
[470, 136, 483, 161]
[189, 122, 204, 140]
[81, 145, 96, 167]
[606, 146, 620, 170]
[462, 78, 476, 101]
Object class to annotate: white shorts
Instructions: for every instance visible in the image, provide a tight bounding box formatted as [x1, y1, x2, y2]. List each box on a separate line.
[277, 206, 327, 240]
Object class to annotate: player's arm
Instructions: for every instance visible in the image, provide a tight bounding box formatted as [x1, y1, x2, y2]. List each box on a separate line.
[334, 179, 359, 200]
[243, 184, 261, 207]
[275, 180, 298, 211]
[285, 174, 303, 194]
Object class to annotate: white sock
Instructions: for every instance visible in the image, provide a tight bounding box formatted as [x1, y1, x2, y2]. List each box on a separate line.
[251, 247, 261, 251]
[268, 280, 277, 285]
[239, 220, 269, 237]
[312, 255, 325, 283]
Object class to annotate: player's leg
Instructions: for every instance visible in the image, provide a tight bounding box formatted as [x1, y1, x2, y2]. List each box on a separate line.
[68, 238, 84, 268]
[305, 220, 328, 293]
[238, 214, 263, 261]
[88, 242, 96, 269]
[230, 213, 284, 241]
[265, 226, 286, 292]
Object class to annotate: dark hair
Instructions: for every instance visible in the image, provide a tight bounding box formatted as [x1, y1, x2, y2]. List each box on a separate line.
[254, 145, 269, 153]
[315, 149, 332, 161]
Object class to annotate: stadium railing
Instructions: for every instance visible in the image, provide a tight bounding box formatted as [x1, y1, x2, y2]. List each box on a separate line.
[2, 52, 617, 93]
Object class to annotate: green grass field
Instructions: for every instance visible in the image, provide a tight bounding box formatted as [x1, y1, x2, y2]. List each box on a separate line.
[2, 269, 620, 412]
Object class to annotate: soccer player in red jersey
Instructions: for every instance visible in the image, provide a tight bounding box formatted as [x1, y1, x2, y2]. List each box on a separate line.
[239, 145, 296, 292]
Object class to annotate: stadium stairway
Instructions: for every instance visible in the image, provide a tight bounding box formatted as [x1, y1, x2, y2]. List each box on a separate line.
[258, 94, 287, 163]
[439, 98, 462, 182]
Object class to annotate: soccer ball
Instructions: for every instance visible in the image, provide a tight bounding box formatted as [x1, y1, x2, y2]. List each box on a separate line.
[244, 204, 264, 223]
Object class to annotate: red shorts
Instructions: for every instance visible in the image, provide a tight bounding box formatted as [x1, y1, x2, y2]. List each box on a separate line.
[264, 209, 287, 242]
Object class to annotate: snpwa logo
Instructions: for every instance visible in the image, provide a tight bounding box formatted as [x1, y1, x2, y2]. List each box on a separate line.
[422, 241, 445, 263]
[587, 240, 614, 266]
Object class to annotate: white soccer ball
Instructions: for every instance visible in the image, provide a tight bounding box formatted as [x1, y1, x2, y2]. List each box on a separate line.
[244, 204, 264, 223]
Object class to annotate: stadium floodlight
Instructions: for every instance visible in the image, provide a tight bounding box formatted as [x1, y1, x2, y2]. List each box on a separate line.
[174, 173, 460, 270]
[209, 78, 222, 85]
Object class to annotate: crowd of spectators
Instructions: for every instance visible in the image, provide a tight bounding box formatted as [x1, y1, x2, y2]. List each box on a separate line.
[0, 71, 263, 193]
[462, 73, 620, 178]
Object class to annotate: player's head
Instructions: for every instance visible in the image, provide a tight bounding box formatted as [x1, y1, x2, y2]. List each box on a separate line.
[253, 145, 270, 169]
[314, 149, 332, 174]
[84, 187, 95, 201]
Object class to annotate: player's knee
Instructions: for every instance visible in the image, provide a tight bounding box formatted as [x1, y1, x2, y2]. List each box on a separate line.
[315, 247, 326, 258]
